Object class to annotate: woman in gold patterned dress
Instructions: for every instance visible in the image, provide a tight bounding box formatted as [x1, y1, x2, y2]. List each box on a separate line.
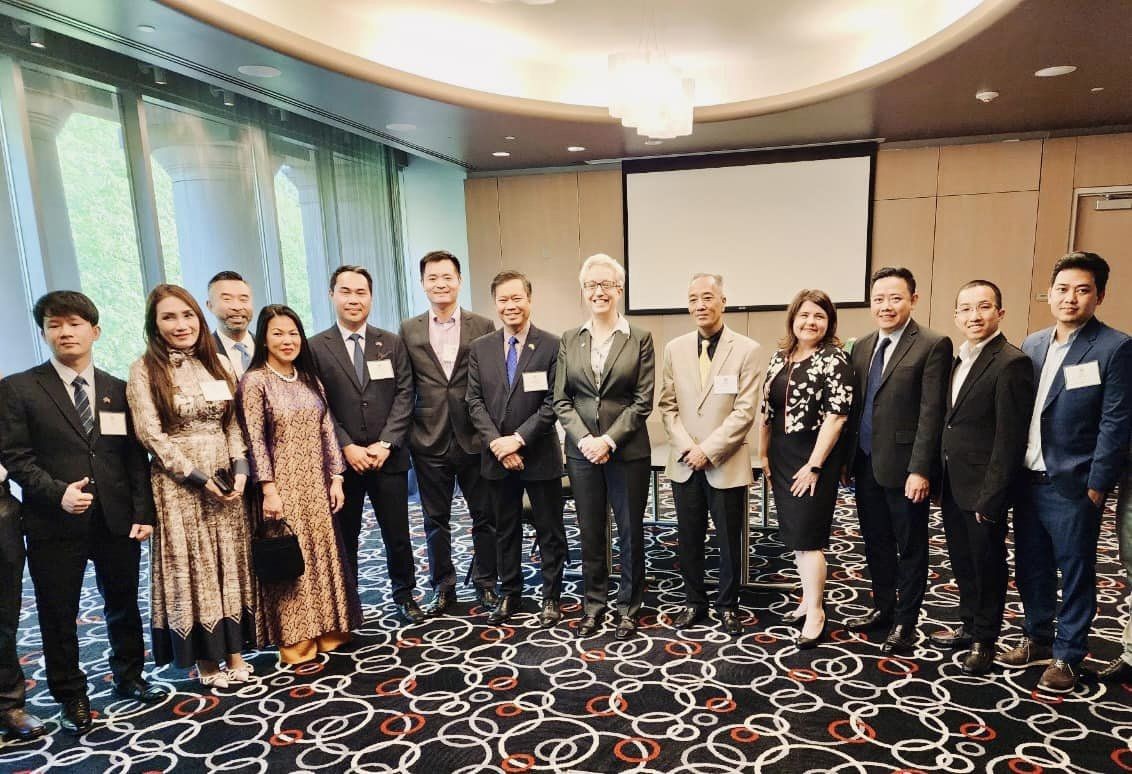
[238, 305, 361, 664]
[126, 284, 258, 689]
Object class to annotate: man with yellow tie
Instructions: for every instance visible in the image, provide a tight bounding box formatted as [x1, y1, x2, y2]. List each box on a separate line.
[658, 273, 762, 634]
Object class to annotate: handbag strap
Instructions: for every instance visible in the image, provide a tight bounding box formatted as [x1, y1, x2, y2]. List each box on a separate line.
[257, 518, 296, 538]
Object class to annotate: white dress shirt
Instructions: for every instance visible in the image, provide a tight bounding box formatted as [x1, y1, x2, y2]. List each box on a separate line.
[338, 323, 366, 352]
[951, 331, 1001, 404]
[428, 307, 461, 380]
[1024, 327, 1081, 471]
[869, 318, 910, 373]
[50, 357, 96, 411]
[216, 330, 255, 380]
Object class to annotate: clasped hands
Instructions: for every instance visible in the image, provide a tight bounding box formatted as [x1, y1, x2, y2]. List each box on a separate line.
[344, 442, 391, 473]
[578, 435, 612, 465]
[679, 444, 710, 472]
[490, 434, 524, 471]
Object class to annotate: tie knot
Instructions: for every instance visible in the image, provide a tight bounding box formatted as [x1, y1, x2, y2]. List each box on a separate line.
[72, 375, 87, 387]
[509, 336, 519, 346]
[349, 333, 361, 342]
[233, 342, 248, 353]
[701, 339, 709, 353]
[878, 337, 891, 350]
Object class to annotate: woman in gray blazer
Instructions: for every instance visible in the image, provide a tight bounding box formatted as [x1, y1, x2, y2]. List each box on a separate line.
[554, 254, 655, 640]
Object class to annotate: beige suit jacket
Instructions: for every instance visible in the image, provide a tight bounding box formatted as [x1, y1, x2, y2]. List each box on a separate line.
[658, 326, 761, 488]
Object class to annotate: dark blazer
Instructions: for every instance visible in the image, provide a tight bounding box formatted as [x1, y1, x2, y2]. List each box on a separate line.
[846, 318, 953, 488]
[941, 334, 1035, 518]
[308, 324, 414, 473]
[554, 323, 655, 462]
[1022, 316, 1132, 499]
[0, 362, 155, 540]
[466, 325, 563, 481]
[399, 308, 495, 456]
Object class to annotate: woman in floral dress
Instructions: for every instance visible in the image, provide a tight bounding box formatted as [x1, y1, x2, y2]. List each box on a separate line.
[758, 289, 854, 649]
[238, 305, 361, 664]
[127, 284, 258, 688]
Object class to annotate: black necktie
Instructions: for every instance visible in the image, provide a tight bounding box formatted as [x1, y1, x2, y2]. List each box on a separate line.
[72, 375, 93, 436]
[858, 337, 891, 456]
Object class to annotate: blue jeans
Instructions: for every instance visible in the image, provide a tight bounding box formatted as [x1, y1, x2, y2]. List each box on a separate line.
[1013, 480, 1103, 664]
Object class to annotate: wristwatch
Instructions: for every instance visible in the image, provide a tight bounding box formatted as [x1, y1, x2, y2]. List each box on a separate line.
[378, 441, 392, 450]
[809, 465, 822, 474]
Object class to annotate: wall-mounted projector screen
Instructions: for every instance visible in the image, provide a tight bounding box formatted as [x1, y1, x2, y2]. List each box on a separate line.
[623, 144, 876, 314]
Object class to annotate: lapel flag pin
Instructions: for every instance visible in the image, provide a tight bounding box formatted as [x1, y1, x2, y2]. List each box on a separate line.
[102, 397, 111, 404]
[528, 343, 535, 350]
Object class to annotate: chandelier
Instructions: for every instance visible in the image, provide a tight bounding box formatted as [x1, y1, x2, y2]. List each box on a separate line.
[607, 51, 695, 140]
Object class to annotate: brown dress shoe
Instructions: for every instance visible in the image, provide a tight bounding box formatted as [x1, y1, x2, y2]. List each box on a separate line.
[995, 637, 1053, 669]
[0, 707, 46, 741]
[1037, 659, 1077, 694]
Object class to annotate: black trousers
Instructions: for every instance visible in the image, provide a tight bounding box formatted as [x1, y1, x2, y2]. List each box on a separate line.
[940, 475, 1009, 644]
[853, 454, 929, 625]
[341, 468, 416, 603]
[488, 474, 566, 600]
[567, 455, 650, 619]
[672, 471, 747, 611]
[414, 442, 495, 591]
[25, 506, 144, 703]
[0, 487, 26, 712]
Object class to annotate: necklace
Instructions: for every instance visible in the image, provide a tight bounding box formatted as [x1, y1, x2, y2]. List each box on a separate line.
[267, 363, 298, 382]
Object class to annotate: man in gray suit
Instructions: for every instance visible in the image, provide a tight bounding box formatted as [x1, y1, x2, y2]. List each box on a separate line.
[400, 251, 498, 615]
[659, 273, 761, 635]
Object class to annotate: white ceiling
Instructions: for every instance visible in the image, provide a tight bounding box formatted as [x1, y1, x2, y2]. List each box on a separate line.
[222, 0, 987, 107]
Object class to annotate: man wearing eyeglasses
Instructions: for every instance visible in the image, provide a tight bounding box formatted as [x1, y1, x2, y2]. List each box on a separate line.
[931, 280, 1034, 675]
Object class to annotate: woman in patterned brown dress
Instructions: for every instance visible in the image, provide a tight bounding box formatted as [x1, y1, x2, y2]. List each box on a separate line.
[238, 305, 361, 664]
[126, 284, 258, 688]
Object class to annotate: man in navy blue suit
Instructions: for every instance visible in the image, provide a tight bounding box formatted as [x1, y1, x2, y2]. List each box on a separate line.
[997, 252, 1132, 693]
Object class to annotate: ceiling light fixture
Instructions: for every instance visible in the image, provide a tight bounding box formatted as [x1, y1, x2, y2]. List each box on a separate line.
[12, 22, 46, 49]
[1091, 87, 1105, 93]
[643, 139, 664, 146]
[210, 87, 236, 107]
[136, 24, 156, 34]
[567, 145, 586, 152]
[504, 136, 516, 141]
[608, 51, 694, 139]
[238, 65, 281, 78]
[974, 90, 999, 103]
[385, 123, 416, 132]
[492, 151, 511, 157]
[138, 63, 168, 85]
[1034, 65, 1076, 77]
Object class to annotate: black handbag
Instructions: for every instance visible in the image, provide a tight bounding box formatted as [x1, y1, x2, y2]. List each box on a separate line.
[251, 519, 305, 583]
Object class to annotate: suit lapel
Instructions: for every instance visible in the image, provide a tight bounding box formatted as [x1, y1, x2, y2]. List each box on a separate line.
[878, 321, 918, 389]
[325, 329, 364, 393]
[949, 336, 1002, 417]
[698, 329, 734, 408]
[34, 364, 88, 442]
[599, 330, 630, 394]
[577, 329, 599, 392]
[91, 369, 119, 444]
[414, 313, 448, 383]
[1043, 322, 1098, 412]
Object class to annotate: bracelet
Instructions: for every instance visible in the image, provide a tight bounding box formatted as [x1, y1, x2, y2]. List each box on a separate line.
[331, 474, 344, 481]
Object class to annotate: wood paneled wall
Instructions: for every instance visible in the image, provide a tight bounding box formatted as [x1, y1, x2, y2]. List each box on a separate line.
[465, 132, 1132, 440]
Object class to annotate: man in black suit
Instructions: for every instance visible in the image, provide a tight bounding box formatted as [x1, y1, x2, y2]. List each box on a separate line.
[308, 266, 424, 624]
[844, 267, 952, 655]
[466, 270, 566, 626]
[400, 251, 498, 615]
[0, 292, 162, 735]
[931, 280, 1035, 674]
[206, 270, 255, 381]
[0, 420, 45, 741]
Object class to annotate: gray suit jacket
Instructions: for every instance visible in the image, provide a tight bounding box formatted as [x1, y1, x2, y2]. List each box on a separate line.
[399, 308, 495, 456]
[553, 323, 655, 462]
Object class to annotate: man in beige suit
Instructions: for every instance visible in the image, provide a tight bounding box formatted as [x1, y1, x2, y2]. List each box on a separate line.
[659, 273, 761, 634]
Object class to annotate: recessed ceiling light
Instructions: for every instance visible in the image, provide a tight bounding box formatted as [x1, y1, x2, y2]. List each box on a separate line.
[504, 135, 516, 141]
[492, 151, 511, 157]
[1091, 87, 1105, 93]
[136, 24, 156, 34]
[385, 123, 416, 132]
[1035, 65, 1076, 78]
[643, 139, 663, 146]
[238, 65, 281, 78]
[567, 145, 586, 152]
[975, 90, 999, 103]
[1002, 138, 1021, 143]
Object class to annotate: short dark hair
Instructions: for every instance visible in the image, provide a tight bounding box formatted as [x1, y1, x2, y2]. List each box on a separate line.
[419, 250, 462, 279]
[870, 266, 916, 296]
[208, 270, 246, 287]
[955, 279, 1003, 309]
[330, 265, 373, 292]
[33, 290, 99, 330]
[1051, 251, 1110, 295]
[490, 270, 532, 298]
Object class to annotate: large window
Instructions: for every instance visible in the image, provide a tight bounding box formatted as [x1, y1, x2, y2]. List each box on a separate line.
[271, 135, 326, 332]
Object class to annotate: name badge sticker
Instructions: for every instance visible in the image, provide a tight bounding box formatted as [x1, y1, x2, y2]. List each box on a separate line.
[368, 359, 395, 380]
[1063, 361, 1101, 390]
[522, 371, 549, 392]
[99, 412, 127, 436]
[199, 379, 233, 401]
[713, 374, 739, 394]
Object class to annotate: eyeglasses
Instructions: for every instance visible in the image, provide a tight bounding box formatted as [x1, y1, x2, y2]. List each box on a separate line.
[954, 302, 997, 315]
[583, 280, 621, 292]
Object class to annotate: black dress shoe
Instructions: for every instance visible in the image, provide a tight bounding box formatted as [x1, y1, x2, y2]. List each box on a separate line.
[538, 600, 562, 628]
[796, 617, 828, 650]
[0, 707, 46, 741]
[845, 609, 893, 633]
[487, 595, 521, 625]
[115, 678, 166, 704]
[1098, 657, 1132, 682]
[881, 624, 917, 656]
[59, 696, 93, 734]
[577, 614, 601, 637]
[719, 609, 744, 636]
[615, 617, 638, 640]
[673, 607, 708, 629]
[962, 642, 996, 676]
[477, 587, 500, 610]
[396, 598, 427, 624]
[423, 589, 455, 617]
[929, 624, 973, 650]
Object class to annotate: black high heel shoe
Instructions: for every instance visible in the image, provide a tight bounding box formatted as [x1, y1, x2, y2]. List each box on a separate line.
[796, 614, 828, 650]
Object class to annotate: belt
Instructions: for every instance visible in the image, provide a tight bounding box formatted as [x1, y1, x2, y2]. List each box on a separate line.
[1026, 470, 1051, 485]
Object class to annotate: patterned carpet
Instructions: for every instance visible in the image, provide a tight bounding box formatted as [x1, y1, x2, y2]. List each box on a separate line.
[2, 478, 1131, 773]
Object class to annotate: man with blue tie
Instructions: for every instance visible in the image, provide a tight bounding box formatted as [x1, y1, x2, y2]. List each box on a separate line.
[207, 270, 255, 381]
[997, 252, 1132, 693]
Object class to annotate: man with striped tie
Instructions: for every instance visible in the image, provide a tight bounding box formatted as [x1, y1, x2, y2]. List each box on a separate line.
[0, 291, 161, 735]
[207, 270, 255, 381]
